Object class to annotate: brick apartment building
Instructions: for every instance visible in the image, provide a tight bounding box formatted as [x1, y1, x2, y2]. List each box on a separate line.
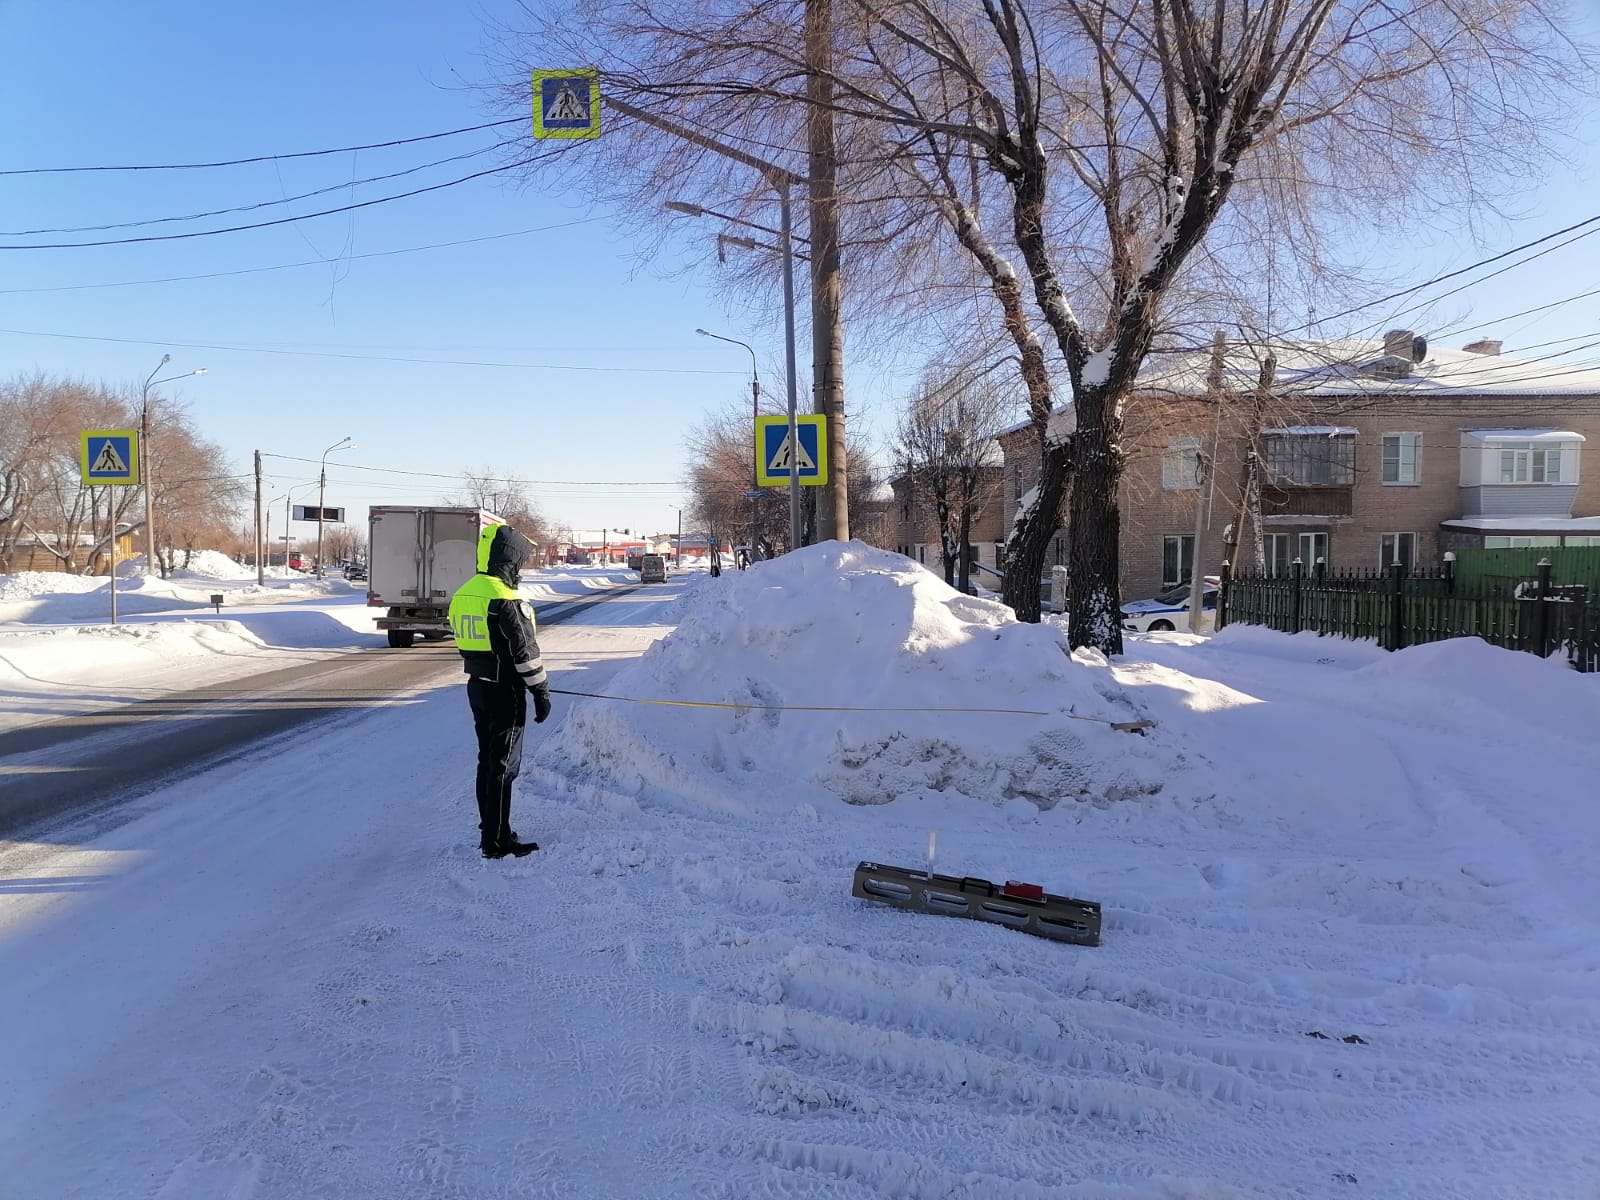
[887, 466, 1007, 581]
[995, 333, 1600, 601]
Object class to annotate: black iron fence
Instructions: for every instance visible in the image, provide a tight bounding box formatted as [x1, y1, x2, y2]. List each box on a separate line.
[1219, 559, 1600, 672]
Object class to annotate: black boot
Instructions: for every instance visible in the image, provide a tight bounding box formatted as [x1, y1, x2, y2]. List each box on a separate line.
[499, 830, 539, 857]
[481, 838, 508, 860]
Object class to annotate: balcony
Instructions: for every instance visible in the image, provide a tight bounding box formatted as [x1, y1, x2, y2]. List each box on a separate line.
[1260, 484, 1353, 518]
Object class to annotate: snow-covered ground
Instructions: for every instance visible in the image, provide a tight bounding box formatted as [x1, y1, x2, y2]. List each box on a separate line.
[1, 544, 1596, 1198]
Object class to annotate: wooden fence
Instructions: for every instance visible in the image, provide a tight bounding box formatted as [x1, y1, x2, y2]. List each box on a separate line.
[1219, 559, 1600, 672]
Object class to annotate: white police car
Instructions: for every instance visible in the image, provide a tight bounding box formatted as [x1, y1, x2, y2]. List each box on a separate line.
[1121, 577, 1220, 633]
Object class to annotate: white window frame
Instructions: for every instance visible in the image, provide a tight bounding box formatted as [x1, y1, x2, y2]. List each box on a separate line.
[1497, 443, 1564, 484]
[1380, 433, 1421, 485]
[1379, 532, 1418, 571]
[1265, 533, 1293, 577]
[1161, 438, 1202, 490]
[1298, 532, 1329, 566]
[1161, 534, 1195, 588]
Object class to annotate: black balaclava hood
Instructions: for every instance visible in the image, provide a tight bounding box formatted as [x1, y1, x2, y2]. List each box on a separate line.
[486, 525, 534, 588]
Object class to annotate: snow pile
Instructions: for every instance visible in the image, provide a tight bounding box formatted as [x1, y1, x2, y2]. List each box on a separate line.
[169, 549, 255, 580]
[542, 542, 1181, 813]
[0, 571, 105, 604]
[1353, 635, 1600, 744]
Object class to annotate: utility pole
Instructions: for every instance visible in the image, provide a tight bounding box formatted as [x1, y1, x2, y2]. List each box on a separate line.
[605, 94, 805, 552]
[254, 450, 265, 586]
[806, 0, 848, 542]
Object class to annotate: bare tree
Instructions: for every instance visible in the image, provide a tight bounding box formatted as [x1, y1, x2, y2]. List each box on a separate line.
[895, 357, 1012, 590]
[451, 467, 550, 547]
[491, 0, 1591, 650]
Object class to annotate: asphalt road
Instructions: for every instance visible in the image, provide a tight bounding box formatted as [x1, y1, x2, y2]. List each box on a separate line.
[0, 589, 633, 839]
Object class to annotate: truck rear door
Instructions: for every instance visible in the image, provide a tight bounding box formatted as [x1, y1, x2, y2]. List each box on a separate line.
[424, 510, 486, 605]
[368, 508, 424, 605]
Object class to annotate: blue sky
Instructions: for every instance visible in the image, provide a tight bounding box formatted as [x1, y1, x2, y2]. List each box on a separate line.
[4, 2, 1600, 546]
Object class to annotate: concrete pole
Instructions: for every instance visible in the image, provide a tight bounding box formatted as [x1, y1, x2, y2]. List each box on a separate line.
[806, 0, 848, 541]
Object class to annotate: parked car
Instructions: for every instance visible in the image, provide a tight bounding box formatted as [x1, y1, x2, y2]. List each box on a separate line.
[1121, 577, 1220, 633]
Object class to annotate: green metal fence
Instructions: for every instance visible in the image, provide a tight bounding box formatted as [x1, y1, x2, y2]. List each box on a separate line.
[1219, 560, 1599, 671]
[1450, 546, 1600, 597]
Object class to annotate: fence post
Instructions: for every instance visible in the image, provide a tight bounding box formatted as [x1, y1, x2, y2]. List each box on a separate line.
[1443, 550, 1455, 594]
[1290, 558, 1304, 634]
[1534, 558, 1553, 657]
[1387, 560, 1406, 651]
[1314, 557, 1327, 583]
[1217, 559, 1231, 631]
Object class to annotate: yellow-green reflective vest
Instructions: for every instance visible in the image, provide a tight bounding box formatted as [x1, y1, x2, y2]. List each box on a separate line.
[448, 574, 520, 652]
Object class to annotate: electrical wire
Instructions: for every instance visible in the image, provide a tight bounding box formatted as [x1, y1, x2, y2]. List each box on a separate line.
[0, 325, 743, 375]
[0, 139, 520, 237]
[0, 154, 551, 250]
[1277, 212, 1600, 338]
[0, 119, 524, 176]
[0, 219, 609, 295]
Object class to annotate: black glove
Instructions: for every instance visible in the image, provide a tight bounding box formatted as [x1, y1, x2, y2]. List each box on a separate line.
[531, 685, 552, 724]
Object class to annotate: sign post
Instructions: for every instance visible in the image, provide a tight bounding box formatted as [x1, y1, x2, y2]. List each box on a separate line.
[80, 430, 140, 626]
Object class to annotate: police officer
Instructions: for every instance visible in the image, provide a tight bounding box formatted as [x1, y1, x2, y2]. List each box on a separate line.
[447, 522, 553, 859]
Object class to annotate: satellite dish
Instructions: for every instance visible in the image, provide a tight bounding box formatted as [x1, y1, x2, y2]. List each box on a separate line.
[1412, 335, 1428, 362]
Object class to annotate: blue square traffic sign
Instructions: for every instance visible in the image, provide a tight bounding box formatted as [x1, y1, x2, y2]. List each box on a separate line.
[755, 415, 827, 487]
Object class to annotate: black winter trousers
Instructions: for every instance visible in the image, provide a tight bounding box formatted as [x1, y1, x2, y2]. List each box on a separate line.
[466, 675, 526, 847]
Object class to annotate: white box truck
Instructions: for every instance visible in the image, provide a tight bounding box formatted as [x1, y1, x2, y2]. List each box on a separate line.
[367, 506, 502, 647]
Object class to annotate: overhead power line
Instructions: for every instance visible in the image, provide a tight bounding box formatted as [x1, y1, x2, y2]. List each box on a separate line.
[0, 218, 608, 295]
[0, 325, 744, 374]
[0, 118, 524, 176]
[0, 153, 564, 250]
[0, 139, 519, 237]
[1282, 211, 1600, 338]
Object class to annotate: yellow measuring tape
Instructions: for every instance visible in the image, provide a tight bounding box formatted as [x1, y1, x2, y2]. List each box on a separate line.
[547, 688, 1154, 732]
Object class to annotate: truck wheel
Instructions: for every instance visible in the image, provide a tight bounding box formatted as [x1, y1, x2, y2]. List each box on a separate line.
[387, 629, 417, 648]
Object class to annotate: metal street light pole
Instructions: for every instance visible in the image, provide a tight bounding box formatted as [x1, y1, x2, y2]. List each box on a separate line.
[608, 95, 803, 551]
[139, 357, 207, 578]
[277, 481, 318, 569]
[696, 328, 760, 556]
[316, 437, 354, 577]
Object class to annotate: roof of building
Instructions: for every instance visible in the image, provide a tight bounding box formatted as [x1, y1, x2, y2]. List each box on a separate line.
[1135, 338, 1600, 399]
[1442, 516, 1600, 533]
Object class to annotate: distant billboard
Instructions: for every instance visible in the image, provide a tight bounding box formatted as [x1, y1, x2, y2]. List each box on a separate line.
[293, 505, 345, 522]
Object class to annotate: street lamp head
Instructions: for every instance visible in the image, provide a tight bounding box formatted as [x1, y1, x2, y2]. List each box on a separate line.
[665, 201, 706, 217]
[160, 353, 171, 365]
[193, 368, 208, 377]
[694, 328, 711, 337]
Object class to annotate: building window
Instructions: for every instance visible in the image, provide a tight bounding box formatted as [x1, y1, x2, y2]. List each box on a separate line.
[1265, 533, 1292, 577]
[1299, 532, 1330, 566]
[1380, 532, 1418, 571]
[1161, 535, 1194, 587]
[1161, 438, 1202, 490]
[1263, 432, 1355, 486]
[1563, 536, 1600, 547]
[1483, 535, 1561, 548]
[1381, 433, 1421, 484]
[1498, 444, 1563, 483]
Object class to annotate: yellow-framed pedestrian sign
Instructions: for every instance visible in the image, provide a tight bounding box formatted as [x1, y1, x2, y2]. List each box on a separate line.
[755, 415, 828, 487]
[81, 430, 140, 486]
[532, 69, 601, 140]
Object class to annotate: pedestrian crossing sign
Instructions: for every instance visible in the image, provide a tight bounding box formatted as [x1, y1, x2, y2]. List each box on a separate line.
[755, 415, 828, 487]
[532, 69, 601, 140]
[80, 430, 140, 486]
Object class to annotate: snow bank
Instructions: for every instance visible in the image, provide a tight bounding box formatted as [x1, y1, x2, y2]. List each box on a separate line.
[169, 549, 256, 580]
[1353, 636, 1600, 745]
[541, 542, 1178, 813]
